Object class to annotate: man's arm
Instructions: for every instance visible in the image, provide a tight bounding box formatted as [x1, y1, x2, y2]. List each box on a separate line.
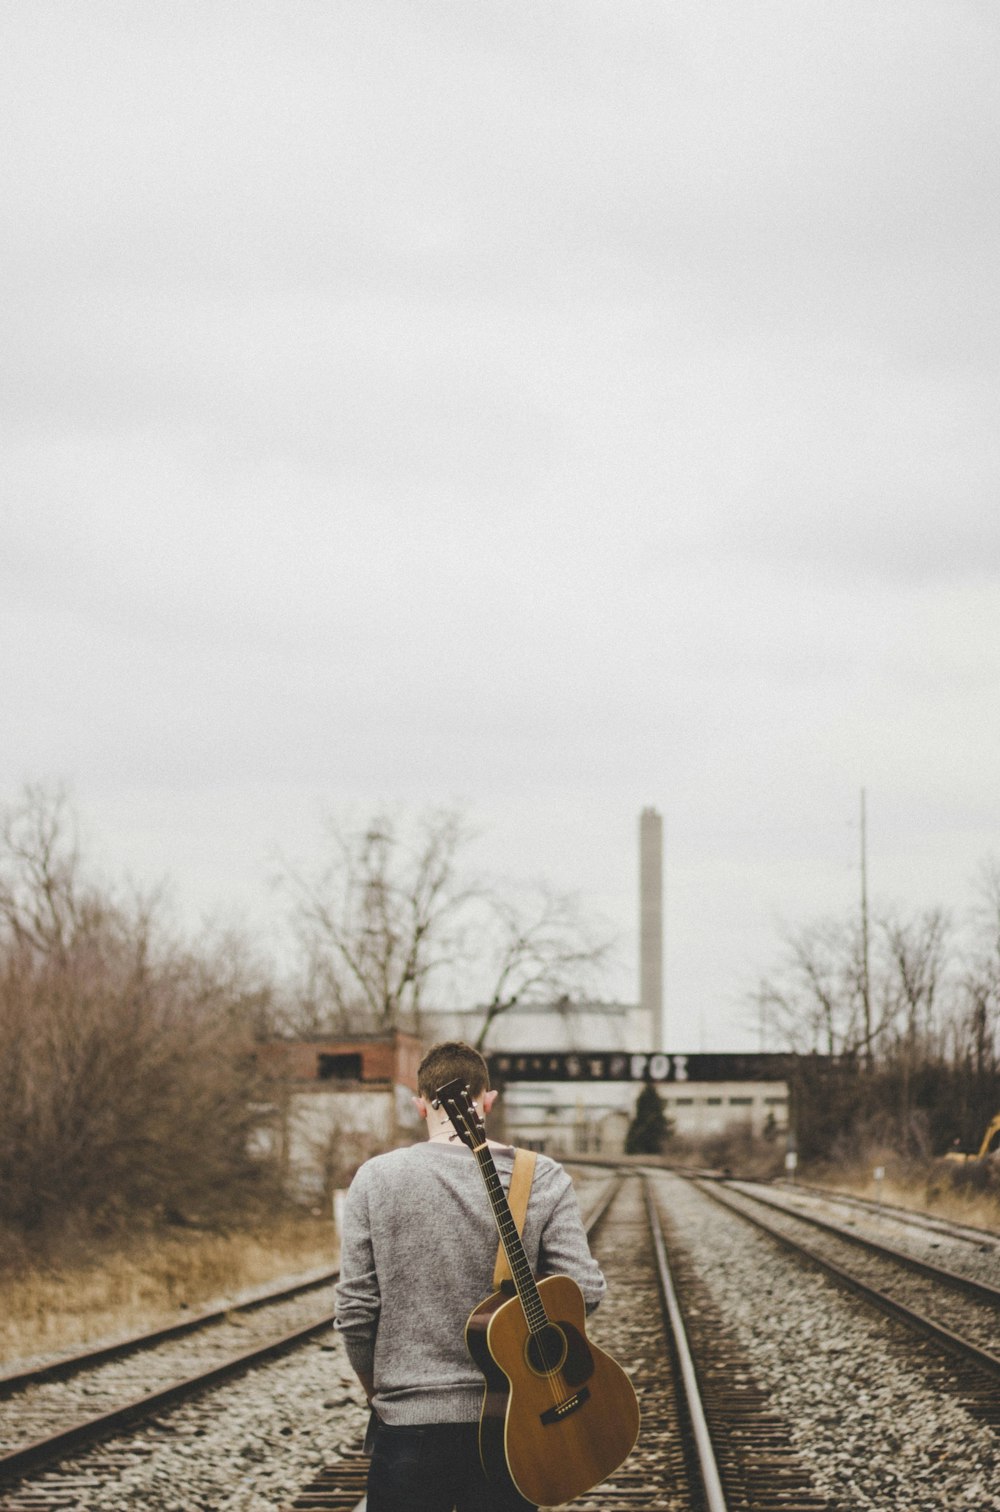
[536, 1166, 607, 1312]
[333, 1168, 382, 1400]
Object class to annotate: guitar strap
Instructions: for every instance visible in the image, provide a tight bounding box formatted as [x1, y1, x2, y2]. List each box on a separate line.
[493, 1147, 537, 1289]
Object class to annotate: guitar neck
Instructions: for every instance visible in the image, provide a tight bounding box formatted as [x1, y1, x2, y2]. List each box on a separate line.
[473, 1142, 547, 1333]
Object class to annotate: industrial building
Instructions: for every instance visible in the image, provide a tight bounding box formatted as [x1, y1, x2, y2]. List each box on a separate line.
[422, 1001, 790, 1153]
[255, 1031, 423, 1198]
[254, 805, 791, 1191]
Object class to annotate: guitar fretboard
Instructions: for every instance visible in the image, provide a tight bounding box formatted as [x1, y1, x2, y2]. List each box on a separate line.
[474, 1143, 548, 1335]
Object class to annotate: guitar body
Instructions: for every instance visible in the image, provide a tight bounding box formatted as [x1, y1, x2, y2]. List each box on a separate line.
[466, 1273, 640, 1507]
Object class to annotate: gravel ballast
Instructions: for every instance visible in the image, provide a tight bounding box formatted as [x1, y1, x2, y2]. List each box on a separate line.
[16, 1332, 369, 1512]
[655, 1173, 1000, 1509]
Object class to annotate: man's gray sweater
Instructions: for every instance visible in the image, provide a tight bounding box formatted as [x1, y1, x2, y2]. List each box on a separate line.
[334, 1139, 607, 1425]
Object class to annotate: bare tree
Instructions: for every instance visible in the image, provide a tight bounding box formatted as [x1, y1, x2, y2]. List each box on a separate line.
[757, 905, 955, 1072]
[875, 906, 952, 1138]
[0, 783, 87, 958]
[0, 786, 280, 1240]
[280, 807, 611, 1043]
[756, 915, 867, 1058]
[956, 858, 1000, 1079]
[470, 883, 611, 1050]
[879, 907, 950, 1049]
[282, 808, 474, 1032]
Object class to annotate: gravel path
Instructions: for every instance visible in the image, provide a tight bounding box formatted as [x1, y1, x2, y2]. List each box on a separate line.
[654, 1172, 1000, 1509]
[1, 1289, 338, 1456]
[7, 1331, 369, 1512]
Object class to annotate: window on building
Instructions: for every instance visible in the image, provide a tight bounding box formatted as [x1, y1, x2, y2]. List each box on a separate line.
[765, 1097, 788, 1107]
[706, 1097, 722, 1106]
[729, 1096, 753, 1106]
[317, 1053, 363, 1081]
[674, 1097, 694, 1106]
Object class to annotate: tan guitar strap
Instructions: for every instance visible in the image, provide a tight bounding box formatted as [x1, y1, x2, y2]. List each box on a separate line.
[493, 1147, 537, 1289]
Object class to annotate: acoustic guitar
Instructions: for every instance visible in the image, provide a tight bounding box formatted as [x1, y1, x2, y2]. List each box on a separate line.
[436, 1078, 641, 1507]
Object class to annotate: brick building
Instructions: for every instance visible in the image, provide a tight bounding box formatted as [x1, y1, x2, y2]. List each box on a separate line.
[256, 1031, 422, 1198]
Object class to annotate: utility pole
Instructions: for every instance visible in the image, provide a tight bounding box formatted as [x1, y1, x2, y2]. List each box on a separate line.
[860, 788, 872, 1069]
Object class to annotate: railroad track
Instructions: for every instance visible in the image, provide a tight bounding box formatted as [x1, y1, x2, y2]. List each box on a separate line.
[700, 1178, 1000, 1428]
[778, 1178, 1000, 1251]
[0, 1269, 339, 1496]
[283, 1170, 832, 1512]
[12, 1163, 989, 1510]
[0, 1266, 338, 1402]
[0, 1173, 615, 1510]
[723, 1179, 1000, 1300]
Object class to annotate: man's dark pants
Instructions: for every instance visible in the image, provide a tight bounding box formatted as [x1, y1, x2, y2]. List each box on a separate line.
[366, 1419, 537, 1512]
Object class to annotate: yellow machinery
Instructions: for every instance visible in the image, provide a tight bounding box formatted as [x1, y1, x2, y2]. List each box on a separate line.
[943, 1111, 1000, 1163]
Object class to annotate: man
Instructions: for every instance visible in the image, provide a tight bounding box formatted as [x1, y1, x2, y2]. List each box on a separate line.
[334, 1039, 607, 1512]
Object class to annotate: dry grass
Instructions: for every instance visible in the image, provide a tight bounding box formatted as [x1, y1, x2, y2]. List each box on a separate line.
[805, 1160, 1000, 1233]
[0, 1213, 336, 1369]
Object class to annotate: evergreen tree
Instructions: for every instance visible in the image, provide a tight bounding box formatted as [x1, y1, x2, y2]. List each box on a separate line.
[625, 1079, 672, 1155]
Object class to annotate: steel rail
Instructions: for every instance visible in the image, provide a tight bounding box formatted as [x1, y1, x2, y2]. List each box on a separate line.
[580, 1172, 622, 1232]
[0, 1311, 335, 1484]
[700, 1180, 1000, 1378]
[724, 1181, 1000, 1304]
[644, 1178, 728, 1512]
[781, 1178, 1000, 1248]
[0, 1265, 337, 1399]
[1, 1175, 621, 1507]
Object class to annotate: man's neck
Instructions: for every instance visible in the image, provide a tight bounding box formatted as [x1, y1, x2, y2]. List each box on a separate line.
[425, 1103, 506, 1147]
[426, 1118, 509, 1151]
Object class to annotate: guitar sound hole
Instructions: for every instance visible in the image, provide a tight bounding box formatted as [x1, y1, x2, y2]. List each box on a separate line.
[525, 1324, 567, 1375]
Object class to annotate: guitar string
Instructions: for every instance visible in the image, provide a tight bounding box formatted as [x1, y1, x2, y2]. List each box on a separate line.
[451, 1096, 567, 1408]
[463, 1113, 566, 1411]
[477, 1147, 564, 1410]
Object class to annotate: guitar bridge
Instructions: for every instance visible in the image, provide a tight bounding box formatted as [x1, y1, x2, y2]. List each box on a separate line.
[539, 1385, 590, 1425]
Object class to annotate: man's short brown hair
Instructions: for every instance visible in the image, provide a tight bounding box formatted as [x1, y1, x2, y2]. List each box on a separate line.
[417, 1040, 490, 1102]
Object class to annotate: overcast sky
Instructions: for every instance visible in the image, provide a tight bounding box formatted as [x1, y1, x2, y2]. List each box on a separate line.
[3, 2, 999, 1051]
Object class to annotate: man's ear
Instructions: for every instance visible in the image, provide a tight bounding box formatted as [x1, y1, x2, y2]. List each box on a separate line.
[482, 1088, 498, 1114]
[413, 1096, 430, 1120]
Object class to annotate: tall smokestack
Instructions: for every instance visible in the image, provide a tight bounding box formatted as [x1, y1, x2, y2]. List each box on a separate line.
[639, 807, 664, 1051]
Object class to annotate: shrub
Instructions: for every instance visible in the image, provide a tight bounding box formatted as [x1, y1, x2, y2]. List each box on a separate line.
[0, 788, 281, 1242]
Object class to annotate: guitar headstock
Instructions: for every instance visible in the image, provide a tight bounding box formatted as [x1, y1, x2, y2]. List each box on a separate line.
[435, 1078, 487, 1150]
